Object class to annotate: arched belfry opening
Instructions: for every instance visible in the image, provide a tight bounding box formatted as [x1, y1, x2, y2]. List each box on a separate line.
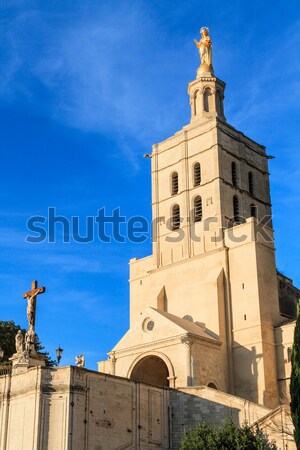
[130, 355, 170, 387]
[204, 87, 213, 112]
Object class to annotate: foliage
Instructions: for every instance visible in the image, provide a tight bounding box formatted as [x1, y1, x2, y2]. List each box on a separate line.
[0, 320, 57, 367]
[180, 419, 277, 450]
[290, 303, 300, 449]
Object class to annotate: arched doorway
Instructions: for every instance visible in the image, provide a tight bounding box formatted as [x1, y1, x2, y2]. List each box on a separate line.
[130, 355, 170, 387]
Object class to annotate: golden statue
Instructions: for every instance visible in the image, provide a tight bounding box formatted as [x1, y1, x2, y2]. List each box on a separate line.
[194, 27, 214, 75]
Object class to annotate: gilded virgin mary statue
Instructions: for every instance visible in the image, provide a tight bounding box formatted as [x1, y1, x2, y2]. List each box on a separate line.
[194, 27, 214, 75]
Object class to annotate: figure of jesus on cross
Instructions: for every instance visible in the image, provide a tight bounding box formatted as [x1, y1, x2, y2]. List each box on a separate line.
[23, 280, 46, 330]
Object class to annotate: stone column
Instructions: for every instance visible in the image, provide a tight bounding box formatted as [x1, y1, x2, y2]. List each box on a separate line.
[195, 89, 204, 119]
[167, 376, 177, 388]
[211, 88, 217, 115]
[181, 337, 193, 386]
[189, 97, 193, 119]
[109, 353, 116, 376]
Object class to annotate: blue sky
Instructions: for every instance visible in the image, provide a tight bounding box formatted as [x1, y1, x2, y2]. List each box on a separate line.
[1, 0, 300, 368]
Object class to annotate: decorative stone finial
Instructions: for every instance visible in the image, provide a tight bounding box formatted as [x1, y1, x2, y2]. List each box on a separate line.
[194, 27, 214, 77]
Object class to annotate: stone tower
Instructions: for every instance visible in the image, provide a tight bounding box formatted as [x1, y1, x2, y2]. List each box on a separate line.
[98, 30, 298, 409]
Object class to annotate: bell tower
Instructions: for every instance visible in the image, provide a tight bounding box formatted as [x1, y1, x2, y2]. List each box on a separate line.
[151, 27, 272, 269]
[99, 28, 286, 410]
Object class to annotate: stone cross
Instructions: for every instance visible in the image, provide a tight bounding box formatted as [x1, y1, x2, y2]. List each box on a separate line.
[23, 280, 46, 329]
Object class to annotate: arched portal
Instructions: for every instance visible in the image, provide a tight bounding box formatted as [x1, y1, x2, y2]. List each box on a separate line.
[130, 355, 170, 387]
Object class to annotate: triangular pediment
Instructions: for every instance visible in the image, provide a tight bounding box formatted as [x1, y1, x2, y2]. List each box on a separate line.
[112, 307, 218, 353]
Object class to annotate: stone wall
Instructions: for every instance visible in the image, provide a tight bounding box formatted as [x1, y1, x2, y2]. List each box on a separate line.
[0, 366, 296, 450]
[170, 386, 270, 449]
[169, 387, 296, 450]
[275, 321, 295, 403]
[0, 366, 171, 450]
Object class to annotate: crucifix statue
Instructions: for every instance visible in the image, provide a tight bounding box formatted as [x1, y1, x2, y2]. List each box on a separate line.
[23, 280, 46, 330]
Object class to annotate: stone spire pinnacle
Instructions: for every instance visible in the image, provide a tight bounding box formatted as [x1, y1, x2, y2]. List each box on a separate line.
[189, 27, 225, 122]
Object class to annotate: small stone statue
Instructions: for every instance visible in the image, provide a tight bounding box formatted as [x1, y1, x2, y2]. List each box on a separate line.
[15, 330, 24, 354]
[25, 326, 36, 354]
[75, 354, 85, 368]
[194, 27, 214, 75]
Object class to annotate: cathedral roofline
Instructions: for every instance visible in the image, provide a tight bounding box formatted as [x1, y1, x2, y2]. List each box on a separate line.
[150, 307, 220, 342]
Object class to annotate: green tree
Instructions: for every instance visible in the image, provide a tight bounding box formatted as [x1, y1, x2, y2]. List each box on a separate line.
[180, 419, 277, 450]
[0, 320, 57, 367]
[291, 304, 300, 449]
